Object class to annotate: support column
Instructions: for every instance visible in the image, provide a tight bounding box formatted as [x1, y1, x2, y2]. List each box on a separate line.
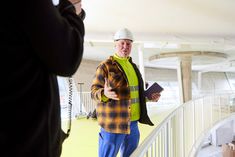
[198, 72, 202, 91]
[177, 56, 192, 104]
[138, 46, 146, 89]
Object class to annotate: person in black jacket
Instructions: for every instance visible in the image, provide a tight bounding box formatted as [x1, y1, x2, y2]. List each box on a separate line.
[0, 0, 85, 156]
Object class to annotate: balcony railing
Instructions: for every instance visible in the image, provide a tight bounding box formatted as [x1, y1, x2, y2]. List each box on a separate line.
[130, 94, 235, 157]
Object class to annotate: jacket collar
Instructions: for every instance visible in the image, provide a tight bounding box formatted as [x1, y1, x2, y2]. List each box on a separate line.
[109, 55, 133, 64]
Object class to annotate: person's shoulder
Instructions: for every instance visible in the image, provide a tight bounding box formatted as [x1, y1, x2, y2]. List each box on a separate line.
[100, 56, 113, 65]
[96, 57, 111, 70]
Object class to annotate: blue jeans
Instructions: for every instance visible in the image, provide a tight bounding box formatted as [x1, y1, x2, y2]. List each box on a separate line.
[98, 121, 140, 157]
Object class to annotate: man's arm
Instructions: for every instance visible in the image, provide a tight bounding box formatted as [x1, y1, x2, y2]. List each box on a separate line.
[91, 64, 107, 102]
[17, 0, 85, 76]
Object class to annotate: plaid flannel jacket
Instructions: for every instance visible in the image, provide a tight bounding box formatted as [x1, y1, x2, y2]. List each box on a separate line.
[91, 56, 154, 134]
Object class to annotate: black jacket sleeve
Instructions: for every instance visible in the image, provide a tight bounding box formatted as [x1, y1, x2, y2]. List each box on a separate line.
[16, 0, 85, 76]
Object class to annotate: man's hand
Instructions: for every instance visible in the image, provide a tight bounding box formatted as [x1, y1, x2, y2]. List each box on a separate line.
[149, 93, 161, 102]
[104, 78, 119, 100]
[68, 0, 82, 15]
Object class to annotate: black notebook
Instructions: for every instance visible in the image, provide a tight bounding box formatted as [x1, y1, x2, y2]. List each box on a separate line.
[144, 82, 164, 100]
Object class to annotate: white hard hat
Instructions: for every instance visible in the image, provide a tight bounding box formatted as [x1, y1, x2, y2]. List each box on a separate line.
[113, 28, 134, 41]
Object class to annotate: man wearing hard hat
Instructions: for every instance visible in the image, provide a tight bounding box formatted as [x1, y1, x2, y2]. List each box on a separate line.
[91, 28, 161, 157]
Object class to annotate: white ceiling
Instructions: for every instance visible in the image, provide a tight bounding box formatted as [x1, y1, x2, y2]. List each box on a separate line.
[81, 0, 235, 72]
